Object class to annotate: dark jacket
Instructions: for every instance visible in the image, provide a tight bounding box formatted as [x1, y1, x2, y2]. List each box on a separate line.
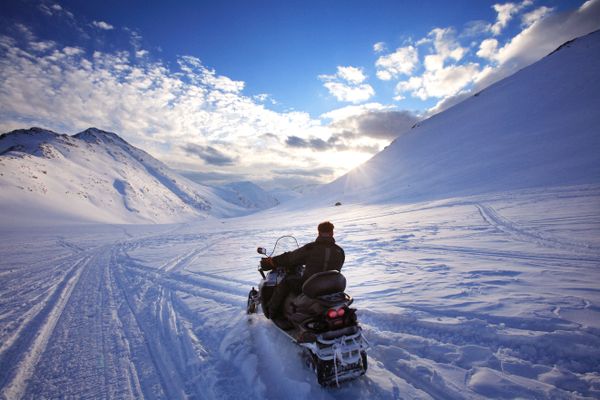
[271, 236, 345, 283]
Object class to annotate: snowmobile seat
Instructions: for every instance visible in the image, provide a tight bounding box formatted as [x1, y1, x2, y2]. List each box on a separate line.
[302, 271, 346, 298]
[284, 272, 348, 326]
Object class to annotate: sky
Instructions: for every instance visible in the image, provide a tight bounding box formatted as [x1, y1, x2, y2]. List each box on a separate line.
[0, 0, 599, 190]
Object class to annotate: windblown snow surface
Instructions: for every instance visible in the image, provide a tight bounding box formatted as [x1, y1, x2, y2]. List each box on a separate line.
[1, 32, 600, 400]
[0, 187, 599, 399]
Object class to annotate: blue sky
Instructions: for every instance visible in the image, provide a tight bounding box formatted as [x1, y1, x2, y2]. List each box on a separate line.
[1, 0, 598, 189]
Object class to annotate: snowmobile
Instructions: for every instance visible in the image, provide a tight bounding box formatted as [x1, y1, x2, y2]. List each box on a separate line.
[246, 235, 369, 386]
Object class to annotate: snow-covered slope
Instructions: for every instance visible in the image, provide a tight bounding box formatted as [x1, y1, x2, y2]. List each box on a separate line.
[267, 187, 303, 203]
[212, 181, 279, 211]
[270, 183, 319, 203]
[0, 127, 247, 224]
[309, 30, 600, 207]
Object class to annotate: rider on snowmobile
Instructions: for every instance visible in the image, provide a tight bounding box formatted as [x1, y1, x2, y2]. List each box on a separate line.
[261, 221, 345, 319]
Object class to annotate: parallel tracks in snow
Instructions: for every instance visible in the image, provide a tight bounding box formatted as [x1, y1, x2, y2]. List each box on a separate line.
[107, 235, 258, 399]
[10, 207, 596, 399]
[0, 255, 89, 399]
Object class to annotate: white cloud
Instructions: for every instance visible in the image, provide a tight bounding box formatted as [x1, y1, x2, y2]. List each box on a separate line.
[476, 38, 499, 60]
[375, 70, 393, 81]
[63, 46, 84, 56]
[320, 66, 374, 103]
[321, 103, 395, 122]
[379, 27, 469, 100]
[428, 28, 467, 65]
[373, 41, 386, 53]
[39, 3, 74, 19]
[396, 76, 422, 96]
[375, 46, 418, 80]
[322, 82, 375, 103]
[423, 54, 444, 72]
[253, 93, 271, 103]
[319, 66, 367, 85]
[415, 36, 431, 46]
[93, 21, 114, 30]
[522, 6, 554, 27]
[336, 66, 367, 84]
[38, 4, 54, 16]
[462, 20, 493, 38]
[490, 1, 533, 36]
[30, 41, 56, 52]
[391, 27, 473, 101]
[15, 23, 35, 42]
[396, 63, 479, 100]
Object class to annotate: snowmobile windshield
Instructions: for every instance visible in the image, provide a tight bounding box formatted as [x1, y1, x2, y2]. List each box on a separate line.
[269, 235, 299, 257]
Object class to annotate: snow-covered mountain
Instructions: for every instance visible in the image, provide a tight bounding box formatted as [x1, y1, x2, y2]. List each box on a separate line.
[267, 187, 303, 204]
[0, 127, 251, 224]
[308, 30, 600, 207]
[211, 181, 279, 210]
[265, 184, 318, 204]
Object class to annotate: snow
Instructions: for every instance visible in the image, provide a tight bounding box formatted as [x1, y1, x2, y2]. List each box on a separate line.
[0, 127, 264, 225]
[211, 181, 280, 212]
[1, 31, 600, 399]
[1, 187, 599, 399]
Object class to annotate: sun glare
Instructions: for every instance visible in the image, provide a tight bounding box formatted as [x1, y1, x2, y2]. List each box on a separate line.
[328, 150, 374, 177]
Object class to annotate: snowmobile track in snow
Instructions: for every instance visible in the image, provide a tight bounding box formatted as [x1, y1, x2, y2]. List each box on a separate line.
[2, 186, 599, 399]
[0, 255, 88, 400]
[474, 203, 600, 256]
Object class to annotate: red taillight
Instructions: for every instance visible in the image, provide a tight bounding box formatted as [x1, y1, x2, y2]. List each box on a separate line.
[326, 308, 346, 319]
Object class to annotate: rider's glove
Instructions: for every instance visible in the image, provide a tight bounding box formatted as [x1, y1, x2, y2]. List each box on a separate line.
[260, 257, 275, 270]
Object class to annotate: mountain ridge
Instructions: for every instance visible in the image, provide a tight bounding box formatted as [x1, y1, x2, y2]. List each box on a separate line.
[0, 127, 275, 224]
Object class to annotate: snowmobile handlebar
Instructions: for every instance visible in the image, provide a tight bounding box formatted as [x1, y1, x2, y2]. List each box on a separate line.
[257, 256, 274, 279]
[256, 235, 299, 279]
[257, 235, 299, 258]
[256, 248, 270, 278]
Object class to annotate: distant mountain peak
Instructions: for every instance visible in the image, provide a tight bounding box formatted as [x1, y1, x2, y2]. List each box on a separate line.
[0, 127, 59, 139]
[0, 127, 72, 158]
[74, 127, 131, 146]
[20, 127, 55, 134]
